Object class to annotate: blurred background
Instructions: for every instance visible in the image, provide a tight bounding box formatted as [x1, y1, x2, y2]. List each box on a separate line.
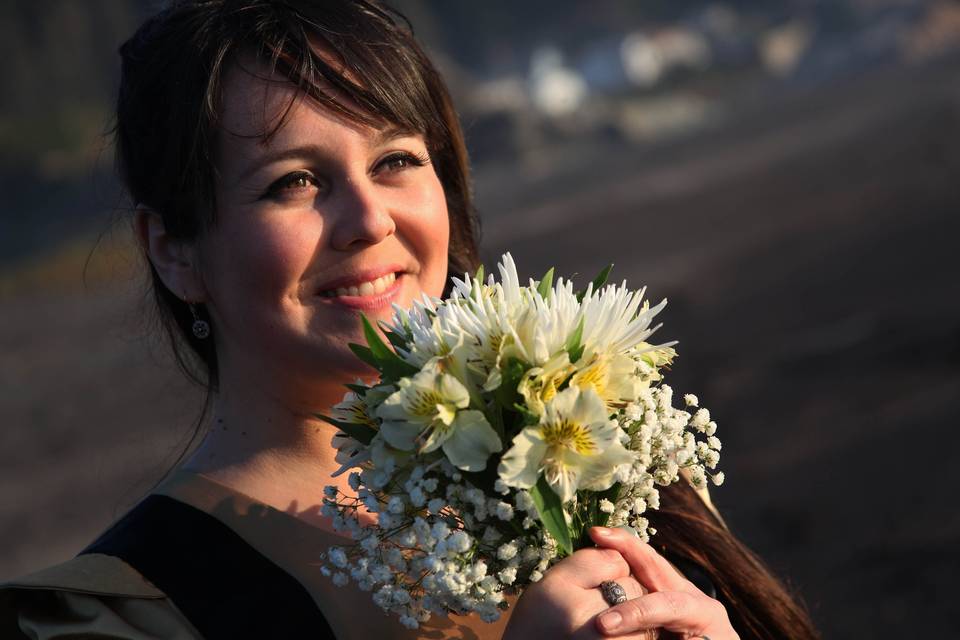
[2, 0, 959, 636]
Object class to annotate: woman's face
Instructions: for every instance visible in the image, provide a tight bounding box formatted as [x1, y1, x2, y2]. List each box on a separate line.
[197, 62, 450, 400]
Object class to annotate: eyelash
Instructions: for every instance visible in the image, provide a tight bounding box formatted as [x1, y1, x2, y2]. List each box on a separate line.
[264, 151, 431, 198]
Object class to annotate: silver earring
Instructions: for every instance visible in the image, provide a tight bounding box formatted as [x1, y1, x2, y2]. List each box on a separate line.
[189, 303, 210, 339]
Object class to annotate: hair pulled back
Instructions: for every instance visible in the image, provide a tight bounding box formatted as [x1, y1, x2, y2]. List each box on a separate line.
[115, 0, 479, 389]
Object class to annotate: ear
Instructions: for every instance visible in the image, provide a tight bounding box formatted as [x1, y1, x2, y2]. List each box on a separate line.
[134, 205, 207, 302]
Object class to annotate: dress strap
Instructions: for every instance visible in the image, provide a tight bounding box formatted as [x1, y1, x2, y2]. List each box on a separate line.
[81, 495, 336, 639]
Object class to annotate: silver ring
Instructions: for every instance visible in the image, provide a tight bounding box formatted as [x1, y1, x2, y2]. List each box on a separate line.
[599, 580, 628, 606]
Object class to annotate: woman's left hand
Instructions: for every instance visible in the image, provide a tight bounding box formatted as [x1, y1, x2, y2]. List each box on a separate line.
[588, 527, 740, 640]
[502, 544, 657, 640]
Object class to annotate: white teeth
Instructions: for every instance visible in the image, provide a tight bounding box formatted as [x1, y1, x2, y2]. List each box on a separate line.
[327, 272, 397, 298]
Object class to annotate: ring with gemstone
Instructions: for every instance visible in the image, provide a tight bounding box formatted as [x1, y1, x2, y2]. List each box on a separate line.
[599, 580, 628, 606]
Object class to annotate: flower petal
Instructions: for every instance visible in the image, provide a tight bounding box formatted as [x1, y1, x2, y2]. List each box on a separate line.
[578, 440, 636, 492]
[379, 419, 421, 451]
[438, 370, 471, 409]
[498, 427, 548, 489]
[442, 410, 502, 472]
[543, 451, 581, 503]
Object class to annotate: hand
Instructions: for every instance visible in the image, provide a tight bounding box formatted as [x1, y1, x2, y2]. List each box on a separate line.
[503, 546, 658, 640]
[589, 527, 739, 639]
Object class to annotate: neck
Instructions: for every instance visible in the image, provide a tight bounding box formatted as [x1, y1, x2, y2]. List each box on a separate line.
[179, 370, 359, 504]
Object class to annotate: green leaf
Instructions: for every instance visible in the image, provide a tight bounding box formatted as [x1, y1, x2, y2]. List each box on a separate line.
[530, 477, 573, 557]
[537, 267, 555, 299]
[488, 401, 506, 441]
[511, 403, 541, 426]
[591, 264, 613, 292]
[360, 313, 419, 380]
[577, 264, 614, 301]
[316, 413, 376, 445]
[348, 343, 381, 371]
[565, 316, 585, 364]
[493, 357, 529, 410]
[474, 264, 485, 283]
[381, 327, 409, 352]
[376, 319, 409, 348]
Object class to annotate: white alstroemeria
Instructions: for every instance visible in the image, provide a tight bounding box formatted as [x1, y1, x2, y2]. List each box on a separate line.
[376, 359, 501, 471]
[630, 343, 676, 388]
[328, 386, 395, 476]
[517, 351, 574, 416]
[356, 383, 396, 415]
[569, 351, 643, 410]
[330, 430, 370, 477]
[498, 386, 635, 502]
[331, 391, 376, 426]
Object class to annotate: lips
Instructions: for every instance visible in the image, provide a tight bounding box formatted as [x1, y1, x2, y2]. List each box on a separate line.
[313, 265, 410, 312]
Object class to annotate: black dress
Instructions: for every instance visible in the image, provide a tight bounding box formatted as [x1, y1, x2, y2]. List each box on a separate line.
[81, 493, 336, 639]
[0, 472, 349, 639]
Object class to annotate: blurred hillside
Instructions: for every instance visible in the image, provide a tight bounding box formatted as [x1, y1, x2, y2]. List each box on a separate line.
[3, 0, 959, 264]
[0, 1, 140, 263]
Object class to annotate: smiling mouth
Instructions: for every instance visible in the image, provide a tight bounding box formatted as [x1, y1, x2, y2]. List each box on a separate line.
[319, 272, 398, 298]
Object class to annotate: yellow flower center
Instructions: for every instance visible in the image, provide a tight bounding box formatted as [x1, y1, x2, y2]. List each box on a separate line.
[408, 389, 442, 417]
[542, 419, 596, 455]
[573, 358, 608, 393]
[343, 402, 376, 427]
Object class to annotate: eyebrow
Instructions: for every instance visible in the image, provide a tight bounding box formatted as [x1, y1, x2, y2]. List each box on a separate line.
[237, 125, 415, 182]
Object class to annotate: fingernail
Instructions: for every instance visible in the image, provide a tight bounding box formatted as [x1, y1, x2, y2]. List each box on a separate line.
[599, 611, 622, 632]
[592, 526, 612, 536]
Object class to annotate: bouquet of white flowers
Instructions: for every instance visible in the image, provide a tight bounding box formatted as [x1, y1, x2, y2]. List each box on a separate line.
[319, 253, 723, 629]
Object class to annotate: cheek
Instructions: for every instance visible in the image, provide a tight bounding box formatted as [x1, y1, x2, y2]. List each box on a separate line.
[405, 178, 451, 297]
[203, 214, 320, 306]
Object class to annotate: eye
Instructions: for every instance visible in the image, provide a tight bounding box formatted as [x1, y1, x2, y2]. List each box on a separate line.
[374, 151, 430, 175]
[265, 170, 320, 199]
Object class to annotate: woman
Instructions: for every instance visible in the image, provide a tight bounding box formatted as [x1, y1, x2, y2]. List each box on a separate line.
[0, 2, 818, 639]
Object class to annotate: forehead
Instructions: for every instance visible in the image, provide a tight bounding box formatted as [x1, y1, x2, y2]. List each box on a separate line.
[218, 59, 378, 147]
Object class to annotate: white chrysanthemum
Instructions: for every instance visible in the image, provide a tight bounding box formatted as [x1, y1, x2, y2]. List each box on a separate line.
[376, 359, 502, 471]
[498, 386, 636, 502]
[398, 253, 674, 385]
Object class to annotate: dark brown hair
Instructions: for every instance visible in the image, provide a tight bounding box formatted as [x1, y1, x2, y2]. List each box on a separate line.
[117, 2, 817, 638]
[650, 481, 821, 639]
[115, 0, 479, 390]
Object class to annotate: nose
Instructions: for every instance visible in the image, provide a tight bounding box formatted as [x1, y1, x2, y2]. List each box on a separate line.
[329, 176, 396, 250]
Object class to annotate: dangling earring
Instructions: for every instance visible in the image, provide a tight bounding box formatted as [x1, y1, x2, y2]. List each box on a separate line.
[189, 303, 210, 340]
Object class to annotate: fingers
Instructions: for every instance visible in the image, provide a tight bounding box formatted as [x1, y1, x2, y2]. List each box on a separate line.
[551, 546, 632, 589]
[595, 590, 720, 637]
[588, 527, 691, 593]
[597, 574, 646, 602]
